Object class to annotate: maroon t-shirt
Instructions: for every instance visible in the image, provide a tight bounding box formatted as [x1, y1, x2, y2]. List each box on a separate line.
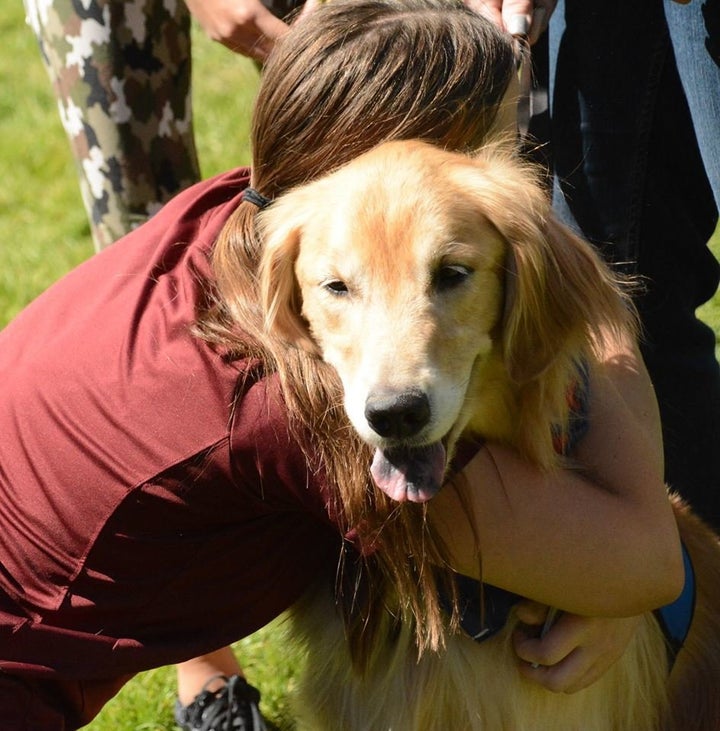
[0, 169, 341, 683]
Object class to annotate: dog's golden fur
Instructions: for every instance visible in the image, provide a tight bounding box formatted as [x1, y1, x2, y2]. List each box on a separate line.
[258, 140, 720, 729]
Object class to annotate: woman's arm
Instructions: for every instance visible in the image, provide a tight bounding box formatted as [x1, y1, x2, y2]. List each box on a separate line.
[429, 337, 684, 618]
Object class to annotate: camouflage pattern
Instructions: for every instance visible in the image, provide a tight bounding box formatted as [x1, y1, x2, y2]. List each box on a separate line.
[24, 0, 200, 251]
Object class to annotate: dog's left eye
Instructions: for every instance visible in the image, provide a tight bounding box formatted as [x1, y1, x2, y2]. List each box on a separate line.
[322, 279, 349, 296]
[433, 264, 473, 292]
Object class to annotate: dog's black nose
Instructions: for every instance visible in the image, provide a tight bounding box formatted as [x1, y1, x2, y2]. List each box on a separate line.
[365, 391, 431, 440]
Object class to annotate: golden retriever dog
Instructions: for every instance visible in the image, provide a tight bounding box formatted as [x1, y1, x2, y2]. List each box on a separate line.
[258, 140, 720, 730]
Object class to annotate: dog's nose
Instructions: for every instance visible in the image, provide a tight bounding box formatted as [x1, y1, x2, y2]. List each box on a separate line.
[365, 390, 431, 440]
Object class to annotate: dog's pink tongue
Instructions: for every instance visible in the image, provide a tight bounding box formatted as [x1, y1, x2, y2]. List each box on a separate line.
[370, 443, 446, 503]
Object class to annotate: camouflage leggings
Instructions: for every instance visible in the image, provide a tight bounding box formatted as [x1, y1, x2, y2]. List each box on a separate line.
[25, 0, 200, 251]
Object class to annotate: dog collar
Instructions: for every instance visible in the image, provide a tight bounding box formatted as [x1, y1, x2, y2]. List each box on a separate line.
[439, 574, 521, 642]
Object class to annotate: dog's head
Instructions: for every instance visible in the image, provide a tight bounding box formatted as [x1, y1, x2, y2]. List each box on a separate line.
[258, 140, 628, 502]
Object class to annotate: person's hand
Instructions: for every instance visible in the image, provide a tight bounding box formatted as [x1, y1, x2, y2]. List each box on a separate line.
[184, 0, 291, 62]
[463, 0, 557, 44]
[512, 601, 643, 693]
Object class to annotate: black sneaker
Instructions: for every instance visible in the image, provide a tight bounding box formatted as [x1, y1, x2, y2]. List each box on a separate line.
[174, 674, 268, 731]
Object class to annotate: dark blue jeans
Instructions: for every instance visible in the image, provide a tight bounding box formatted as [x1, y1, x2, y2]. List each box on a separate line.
[549, 0, 720, 529]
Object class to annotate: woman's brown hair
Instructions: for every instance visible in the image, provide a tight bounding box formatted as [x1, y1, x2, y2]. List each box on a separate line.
[197, 0, 517, 668]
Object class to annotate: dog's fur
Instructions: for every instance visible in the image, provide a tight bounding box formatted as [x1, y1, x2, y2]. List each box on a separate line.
[258, 140, 720, 730]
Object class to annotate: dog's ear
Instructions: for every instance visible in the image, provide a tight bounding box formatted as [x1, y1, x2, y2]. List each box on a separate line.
[502, 213, 629, 382]
[257, 201, 319, 354]
[465, 151, 631, 383]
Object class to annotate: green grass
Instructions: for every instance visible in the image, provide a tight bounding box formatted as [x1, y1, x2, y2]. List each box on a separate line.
[3, 1, 720, 728]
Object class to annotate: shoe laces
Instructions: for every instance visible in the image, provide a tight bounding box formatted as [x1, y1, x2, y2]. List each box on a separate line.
[175, 674, 267, 731]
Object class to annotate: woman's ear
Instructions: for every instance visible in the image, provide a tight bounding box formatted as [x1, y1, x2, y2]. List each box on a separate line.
[258, 204, 319, 354]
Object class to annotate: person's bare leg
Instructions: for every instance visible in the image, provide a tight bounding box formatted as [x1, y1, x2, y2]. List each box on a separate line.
[176, 647, 243, 705]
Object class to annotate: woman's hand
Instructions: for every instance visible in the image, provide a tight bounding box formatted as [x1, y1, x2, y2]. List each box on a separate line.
[512, 601, 643, 693]
[463, 0, 557, 44]
[184, 0, 291, 62]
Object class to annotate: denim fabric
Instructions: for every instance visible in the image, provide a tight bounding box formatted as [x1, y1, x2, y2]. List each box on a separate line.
[665, 0, 720, 207]
[549, 0, 720, 529]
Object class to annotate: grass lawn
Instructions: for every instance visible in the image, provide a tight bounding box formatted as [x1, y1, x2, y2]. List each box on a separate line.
[2, 1, 720, 729]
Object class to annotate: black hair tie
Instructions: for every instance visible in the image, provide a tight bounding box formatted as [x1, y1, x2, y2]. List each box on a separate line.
[243, 187, 273, 210]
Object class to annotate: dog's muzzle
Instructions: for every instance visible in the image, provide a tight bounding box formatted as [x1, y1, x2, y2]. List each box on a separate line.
[363, 389, 447, 503]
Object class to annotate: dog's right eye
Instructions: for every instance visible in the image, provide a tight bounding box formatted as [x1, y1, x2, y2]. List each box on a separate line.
[433, 264, 473, 292]
[322, 279, 349, 296]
